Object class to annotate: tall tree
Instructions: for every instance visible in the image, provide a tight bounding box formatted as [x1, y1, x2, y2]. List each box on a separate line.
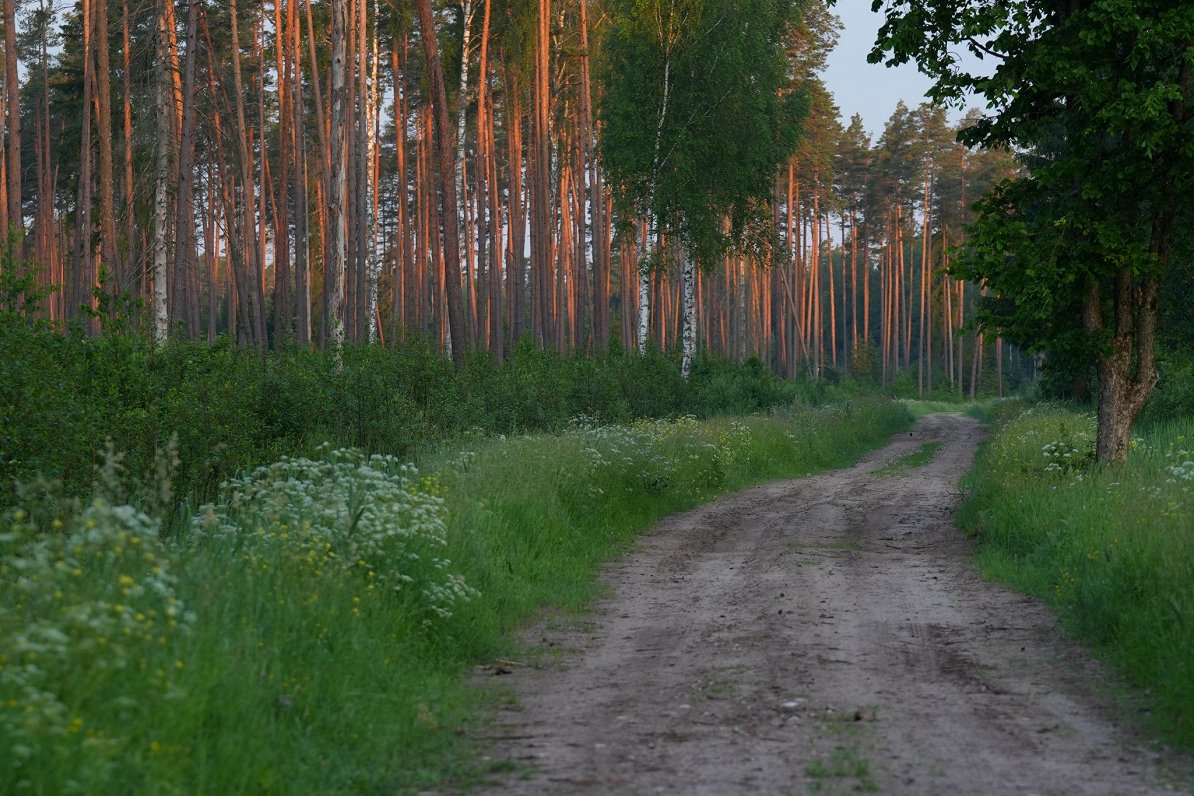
[3, 0, 19, 234]
[417, 0, 468, 367]
[329, 0, 349, 359]
[868, 0, 1193, 461]
[600, 0, 807, 376]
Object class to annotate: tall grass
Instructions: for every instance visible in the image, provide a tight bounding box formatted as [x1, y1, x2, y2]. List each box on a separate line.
[959, 402, 1194, 747]
[1, 400, 910, 794]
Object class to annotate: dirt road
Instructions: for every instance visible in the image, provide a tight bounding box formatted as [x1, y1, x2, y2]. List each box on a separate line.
[477, 414, 1188, 795]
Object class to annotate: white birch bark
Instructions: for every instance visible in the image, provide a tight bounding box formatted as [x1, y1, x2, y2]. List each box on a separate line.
[328, 0, 349, 362]
[681, 255, 695, 379]
[151, 9, 171, 346]
[637, 220, 652, 354]
[638, 25, 672, 357]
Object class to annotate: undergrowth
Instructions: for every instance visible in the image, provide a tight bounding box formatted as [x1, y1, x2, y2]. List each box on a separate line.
[959, 401, 1194, 749]
[0, 400, 911, 793]
[0, 317, 851, 512]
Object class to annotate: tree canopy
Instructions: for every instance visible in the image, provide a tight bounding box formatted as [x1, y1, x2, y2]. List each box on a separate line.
[861, 0, 1194, 461]
[599, 0, 808, 267]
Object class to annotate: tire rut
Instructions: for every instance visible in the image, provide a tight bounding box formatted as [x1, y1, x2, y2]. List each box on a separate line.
[474, 414, 1190, 795]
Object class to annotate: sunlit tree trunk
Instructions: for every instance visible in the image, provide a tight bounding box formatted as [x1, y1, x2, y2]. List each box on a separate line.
[273, 0, 293, 342]
[417, 0, 468, 367]
[121, 0, 137, 290]
[3, 0, 19, 235]
[530, 0, 553, 349]
[293, 7, 311, 346]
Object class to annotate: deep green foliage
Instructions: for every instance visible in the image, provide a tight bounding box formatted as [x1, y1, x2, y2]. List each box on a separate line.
[598, 0, 807, 266]
[0, 320, 832, 510]
[1141, 358, 1194, 427]
[959, 402, 1194, 748]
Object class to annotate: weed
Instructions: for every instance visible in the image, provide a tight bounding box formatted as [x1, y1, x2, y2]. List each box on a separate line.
[805, 745, 878, 791]
[874, 442, 943, 475]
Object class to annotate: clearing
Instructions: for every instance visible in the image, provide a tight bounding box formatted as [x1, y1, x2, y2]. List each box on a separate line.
[477, 414, 1189, 795]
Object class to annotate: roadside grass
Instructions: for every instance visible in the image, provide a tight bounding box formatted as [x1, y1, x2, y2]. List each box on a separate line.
[874, 442, 944, 475]
[1, 399, 911, 794]
[958, 401, 1194, 749]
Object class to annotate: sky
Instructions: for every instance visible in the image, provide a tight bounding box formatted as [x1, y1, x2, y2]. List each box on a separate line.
[822, 2, 984, 141]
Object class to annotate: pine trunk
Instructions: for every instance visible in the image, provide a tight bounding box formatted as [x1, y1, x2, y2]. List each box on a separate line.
[417, 0, 468, 368]
[3, 0, 19, 233]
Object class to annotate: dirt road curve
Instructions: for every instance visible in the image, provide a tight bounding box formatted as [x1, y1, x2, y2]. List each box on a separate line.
[477, 414, 1189, 795]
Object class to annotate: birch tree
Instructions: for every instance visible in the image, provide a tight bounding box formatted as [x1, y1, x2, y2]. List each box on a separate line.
[600, 0, 806, 376]
[329, 0, 349, 360]
[152, 1, 171, 345]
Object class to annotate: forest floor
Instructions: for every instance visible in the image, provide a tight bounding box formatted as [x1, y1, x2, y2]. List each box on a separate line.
[472, 414, 1192, 795]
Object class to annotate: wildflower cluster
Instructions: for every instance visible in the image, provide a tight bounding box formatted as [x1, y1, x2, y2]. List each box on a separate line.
[1041, 439, 1095, 474]
[1165, 449, 1194, 485]
[0, 500, 192, 787]
[193, 447, 478, 621]
[570, 415, 758, 497]
[987, 407, 1096, 480]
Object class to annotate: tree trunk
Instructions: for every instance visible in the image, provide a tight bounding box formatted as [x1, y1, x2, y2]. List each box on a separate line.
[273, 0, 293, 342]
[455, 0, 473, 294]
[328, 0, 349, 359]
[681, 255, 696, 378]
[121, 0, 137, 291]
[173, 0, 201, 339]
[94, 0, 121, 291]
[637, 223, 652, 354]
[530, 0, 553, 349]
[506, 70, 526, 346]
[3, 0, 19, 234]
[293, 11, 311, 346]
[75, 0, 96, 333]
[152, 5, 171, 345]
[578, 0, 607, 353]
[417, 0, 468, 368]
[1085, 271, 1160, 463]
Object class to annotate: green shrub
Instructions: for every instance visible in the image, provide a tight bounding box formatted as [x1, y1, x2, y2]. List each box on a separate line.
[3, 319, 871, 511]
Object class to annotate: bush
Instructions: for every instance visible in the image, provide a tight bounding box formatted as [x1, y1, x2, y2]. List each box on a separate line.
[1141, 358, 1194, 426]
[2, 320, 858, 511]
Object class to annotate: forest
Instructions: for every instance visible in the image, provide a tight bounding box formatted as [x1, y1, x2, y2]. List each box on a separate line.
[1, 0, 1192, 793]
[0, 0, 1020, 393]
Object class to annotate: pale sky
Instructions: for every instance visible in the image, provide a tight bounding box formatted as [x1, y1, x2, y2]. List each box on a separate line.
[822, 2, 985, 141]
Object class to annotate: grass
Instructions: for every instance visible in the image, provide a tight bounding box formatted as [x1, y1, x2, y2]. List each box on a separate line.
[1, 399, 912, 794]
[874, 441, 943, 475]
[804, 746, 878, 792]
[958, 401, 1194, 749]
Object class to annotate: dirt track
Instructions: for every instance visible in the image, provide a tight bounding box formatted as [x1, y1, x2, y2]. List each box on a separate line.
[476, 414, 1189, 795]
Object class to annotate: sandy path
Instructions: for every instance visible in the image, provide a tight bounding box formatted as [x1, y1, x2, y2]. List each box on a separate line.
[476, 414, 1189, 795]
